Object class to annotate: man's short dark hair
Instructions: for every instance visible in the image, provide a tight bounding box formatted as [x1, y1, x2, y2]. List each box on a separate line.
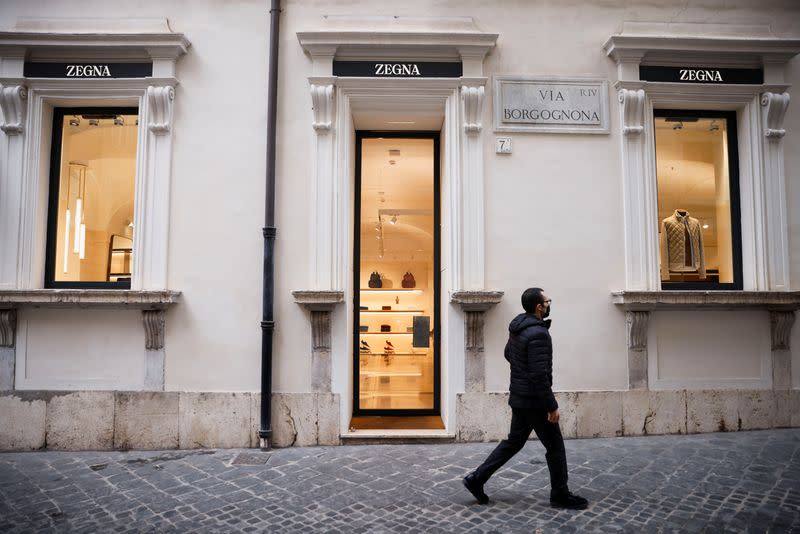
[521, 287, 545, 313]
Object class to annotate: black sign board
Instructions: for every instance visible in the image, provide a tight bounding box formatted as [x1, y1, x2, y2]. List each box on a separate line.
[639, 66, 763, 85]
[24, 62, 153, 79]
[333, 61, 462, 78]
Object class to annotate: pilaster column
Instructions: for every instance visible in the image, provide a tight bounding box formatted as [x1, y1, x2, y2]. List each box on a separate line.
[292, 290, 345, 392]
[0, 309, 16, 390]
[0, 85, 27, 289]
[133, 86, 176, 290]
[761, 92, 791, 290]
[769, 310, 795, 390]
[451, 290, 503, 392]
[460, 81, 487, 290]
[308, 78, 339, 290]
[142, 309, 166, 390]
[618, 88, 659, 290]
[625, 310, 649, 390]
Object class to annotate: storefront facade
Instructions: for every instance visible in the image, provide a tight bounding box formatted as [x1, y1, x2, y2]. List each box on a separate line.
[1, 2, 799, 450]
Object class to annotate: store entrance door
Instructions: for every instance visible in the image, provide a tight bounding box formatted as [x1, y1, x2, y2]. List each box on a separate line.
[353, 132, 441, 417]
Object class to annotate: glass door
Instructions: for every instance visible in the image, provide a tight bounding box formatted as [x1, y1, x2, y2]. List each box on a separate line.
[353, 132, 440, 415]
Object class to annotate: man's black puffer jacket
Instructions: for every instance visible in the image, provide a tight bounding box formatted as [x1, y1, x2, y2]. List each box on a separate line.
[504, 313, 558, 412]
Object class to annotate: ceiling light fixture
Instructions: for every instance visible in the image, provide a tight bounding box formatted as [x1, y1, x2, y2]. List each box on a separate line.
[709, 120, 719, 131]
[69, 116, 80, 127]
[113, 116, 124, 126]
[672, 121, 684, 130]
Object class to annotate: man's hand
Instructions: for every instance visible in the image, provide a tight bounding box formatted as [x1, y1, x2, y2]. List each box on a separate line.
[547, 409, 560, 424]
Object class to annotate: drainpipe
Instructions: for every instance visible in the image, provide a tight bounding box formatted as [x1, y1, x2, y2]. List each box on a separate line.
[259, 0, 281, 450]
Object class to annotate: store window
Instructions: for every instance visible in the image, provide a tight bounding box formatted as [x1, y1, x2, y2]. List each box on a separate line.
[45, 107, 139, 288]
[353, 132, 440, 415]
[654, 110, 742, 290]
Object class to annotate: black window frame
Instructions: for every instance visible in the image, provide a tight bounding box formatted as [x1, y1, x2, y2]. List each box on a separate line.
[352, 131, 442, 417]
[44, 106, 139, 289]
[653, 109, 743, 291]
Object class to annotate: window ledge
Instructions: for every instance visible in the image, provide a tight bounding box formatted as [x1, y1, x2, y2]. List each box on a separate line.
[0, 289, 181, 310]
[612, 290, 800, 311]
[450, 290, 504, 312]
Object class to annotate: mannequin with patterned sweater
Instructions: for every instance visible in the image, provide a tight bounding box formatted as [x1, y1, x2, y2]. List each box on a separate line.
[660, 209, 706, 280]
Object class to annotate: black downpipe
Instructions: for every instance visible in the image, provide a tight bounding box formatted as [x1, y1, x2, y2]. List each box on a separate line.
[259, 0, 281, 450]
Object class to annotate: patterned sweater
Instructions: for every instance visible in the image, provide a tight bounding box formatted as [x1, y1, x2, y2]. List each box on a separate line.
[660, 210, 706, 279]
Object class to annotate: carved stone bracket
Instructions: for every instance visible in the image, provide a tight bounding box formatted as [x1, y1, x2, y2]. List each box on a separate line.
[142, 310, 166, 350]
[147, 86, 175, 135]
[0, 85, 27, 135]
[451, 291, 503, 393]
[461, 86, 484, 134]
[292, 290, 344, 393]
[0, 309, 17, 348]
[762, 92, 790, 139]
[618, 88, 645, 136]
[311, 84, 335, 131]
[626, 310, 649, 351]
[770, 310, 796, 351]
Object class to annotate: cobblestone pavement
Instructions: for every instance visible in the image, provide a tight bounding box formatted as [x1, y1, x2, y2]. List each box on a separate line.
[1, 429, 799, 533]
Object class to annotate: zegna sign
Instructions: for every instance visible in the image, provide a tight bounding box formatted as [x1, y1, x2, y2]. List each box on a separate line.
[332, 61, 462, 78]
[23, 62, 153, 78]
[639, 66, 764, 85]
[494, 76, 610, 134]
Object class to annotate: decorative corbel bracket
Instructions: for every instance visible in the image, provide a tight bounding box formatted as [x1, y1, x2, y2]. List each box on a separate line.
[451, 290, 503, 393]
[762, 92, 790, 139]
[0, 309, 16, 348]
[619, 88, 645, 136]
[311, 84, 335, 132]
[0, 85, 27, 135]
[147, 85, 175, 135]
[770, 310, 795, 351]
[292, 290, 344, 393]
[142, 309, 166, 350]
[461, 85, 485, 134]
[626, 310, 649, 351]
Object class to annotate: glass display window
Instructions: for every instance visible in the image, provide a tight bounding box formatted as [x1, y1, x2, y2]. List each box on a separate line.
[353, 132, 440, 415]
[45, 108, 139, 288]
[654, 110, 742, 289]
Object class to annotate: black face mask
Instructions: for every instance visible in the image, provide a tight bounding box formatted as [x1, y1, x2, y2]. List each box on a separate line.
[542, 304, 551, 318]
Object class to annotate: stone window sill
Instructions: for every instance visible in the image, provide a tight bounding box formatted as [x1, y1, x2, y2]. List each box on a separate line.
[612, 291, 800, 311]
[0, 289, 181, 310]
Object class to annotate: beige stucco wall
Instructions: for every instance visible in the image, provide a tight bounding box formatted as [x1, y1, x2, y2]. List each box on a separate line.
[1, 0, 798, 404]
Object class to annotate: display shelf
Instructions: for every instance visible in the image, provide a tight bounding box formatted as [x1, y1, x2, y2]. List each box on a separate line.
[360, 288, 423, 293]
[359, 310, 424, 314]
[360, 332, 414, 335]
[359, 352, 427, 356]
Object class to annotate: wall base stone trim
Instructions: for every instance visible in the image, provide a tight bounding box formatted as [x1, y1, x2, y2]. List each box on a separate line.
[0, 389, 796, 451]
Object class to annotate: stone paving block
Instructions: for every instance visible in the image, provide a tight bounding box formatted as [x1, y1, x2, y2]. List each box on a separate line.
[738, 390, 774, 431]
[687, 390, 738, 434]
[0, 394, 46, 450]
[774, 391, 792, 428]
[316, 393, 340, 446]
[555, 392, 578, 439]
[648, 391, 687, 435]
[456, 392, 511, 442]
[46, 391, 114, 450]
[114, 391, 179, 450]
[179, 392, 251, 449]
[576, 391, 622, 438]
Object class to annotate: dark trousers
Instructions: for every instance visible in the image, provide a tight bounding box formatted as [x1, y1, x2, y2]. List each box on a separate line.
[472, 407, 569, 495]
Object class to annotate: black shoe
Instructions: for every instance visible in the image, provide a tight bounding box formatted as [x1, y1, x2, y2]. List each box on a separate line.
[550, 490, 588, 510]
[462, 473, 489, 504]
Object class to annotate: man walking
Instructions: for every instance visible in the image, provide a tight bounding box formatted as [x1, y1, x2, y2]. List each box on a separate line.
[463, 287, 588, 509]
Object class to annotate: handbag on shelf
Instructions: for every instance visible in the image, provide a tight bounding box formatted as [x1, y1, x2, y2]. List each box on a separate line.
[368, 271, 382, 288]
[402, 272, 416, 288]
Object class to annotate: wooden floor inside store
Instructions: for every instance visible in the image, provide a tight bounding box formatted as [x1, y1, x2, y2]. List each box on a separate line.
[349, 416, 445, 430]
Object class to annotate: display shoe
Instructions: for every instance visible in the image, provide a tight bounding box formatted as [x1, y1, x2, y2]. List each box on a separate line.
[462, 473, 489, 505]
[549, 490, 588, 510]
[384, 340, 395, 354]
[360, 340, 371, 354]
